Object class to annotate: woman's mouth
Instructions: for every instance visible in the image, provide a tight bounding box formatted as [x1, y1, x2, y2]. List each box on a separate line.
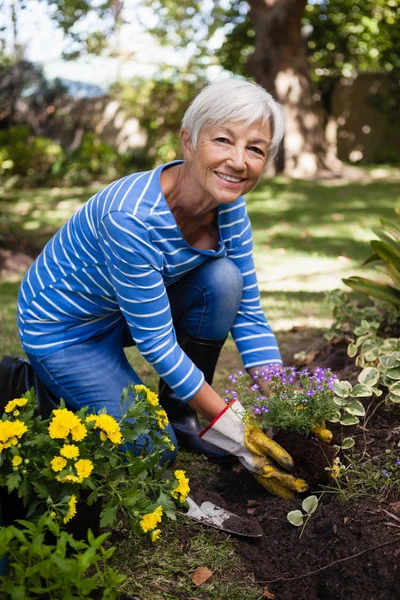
[215, 172, 245, 184]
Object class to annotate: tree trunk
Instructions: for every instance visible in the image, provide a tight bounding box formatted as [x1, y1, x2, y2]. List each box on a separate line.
[246, 0, 340, 177]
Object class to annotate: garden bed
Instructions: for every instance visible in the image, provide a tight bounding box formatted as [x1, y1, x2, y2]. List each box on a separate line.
[182, 336, 400, 600]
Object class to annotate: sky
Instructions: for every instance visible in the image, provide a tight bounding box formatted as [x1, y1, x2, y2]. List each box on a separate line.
[1, 0, 191, 89]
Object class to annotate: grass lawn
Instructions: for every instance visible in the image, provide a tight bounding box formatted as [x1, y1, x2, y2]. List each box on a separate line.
[0, 166, 399, 599]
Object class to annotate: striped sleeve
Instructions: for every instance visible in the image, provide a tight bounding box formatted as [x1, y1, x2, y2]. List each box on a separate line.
[98, 210, 204, 401]
[228, 211, 282, 369]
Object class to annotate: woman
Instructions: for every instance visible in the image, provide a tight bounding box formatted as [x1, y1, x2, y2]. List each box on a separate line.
[17, 79, 307, 497]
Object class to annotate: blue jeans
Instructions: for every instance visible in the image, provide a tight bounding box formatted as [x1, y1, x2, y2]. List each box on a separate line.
[27, 258, 243, 462]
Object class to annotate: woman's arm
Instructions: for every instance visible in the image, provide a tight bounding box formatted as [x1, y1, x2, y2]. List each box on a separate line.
[187, 381, 227, 421]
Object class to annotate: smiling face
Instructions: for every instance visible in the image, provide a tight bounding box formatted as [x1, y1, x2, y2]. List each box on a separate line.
[181, 119, 271, 205]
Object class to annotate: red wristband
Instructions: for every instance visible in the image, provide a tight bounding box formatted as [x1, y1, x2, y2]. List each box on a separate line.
[198, 399, 236, 437]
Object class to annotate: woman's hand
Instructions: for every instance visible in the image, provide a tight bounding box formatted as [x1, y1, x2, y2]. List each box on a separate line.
[199, 399, 308, 498]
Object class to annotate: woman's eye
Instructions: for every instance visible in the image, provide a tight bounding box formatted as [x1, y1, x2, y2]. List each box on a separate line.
[215, 137, 230, 143]
[249, 146, 265, 156]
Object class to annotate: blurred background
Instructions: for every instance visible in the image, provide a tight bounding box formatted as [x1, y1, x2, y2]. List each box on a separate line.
[0, 0, 399, 354]
[0, 0, 399, 185]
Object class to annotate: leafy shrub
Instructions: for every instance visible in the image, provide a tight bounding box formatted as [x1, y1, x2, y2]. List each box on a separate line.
[56, 133, 126, 185]
[0, 515, 125, 598]
[343, 210, 400, 307]
[0, 126, 64, 185]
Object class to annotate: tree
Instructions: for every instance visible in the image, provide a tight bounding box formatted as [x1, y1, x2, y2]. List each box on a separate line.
[244, 0, 334, 177]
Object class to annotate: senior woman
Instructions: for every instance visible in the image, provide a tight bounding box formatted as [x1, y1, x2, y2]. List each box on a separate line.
[17, 79, 307, 498]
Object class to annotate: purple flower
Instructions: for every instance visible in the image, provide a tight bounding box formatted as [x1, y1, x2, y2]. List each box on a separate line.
[251, 384, 259, 391]
[382, 470, 390, 477]
[395, 459, 400, 466]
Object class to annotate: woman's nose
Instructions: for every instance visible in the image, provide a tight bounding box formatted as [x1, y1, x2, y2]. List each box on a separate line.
[227, 146, 246, 171]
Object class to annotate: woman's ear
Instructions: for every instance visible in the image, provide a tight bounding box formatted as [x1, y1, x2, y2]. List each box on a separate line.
[180, 128, 194, 161]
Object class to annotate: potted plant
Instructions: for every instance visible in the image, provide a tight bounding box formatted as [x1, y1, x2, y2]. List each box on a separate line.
[0, 383, 190, 541]
[224, 365, 365, 489]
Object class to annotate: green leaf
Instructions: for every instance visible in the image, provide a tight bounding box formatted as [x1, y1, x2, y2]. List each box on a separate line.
[328, 410, 341, 423]
[342, 276, 400, 306]
[371, 240, 400, 271]
[6, 471, 21, 493]
[340, 437, 355, 449]
[340, 414, 359, 426]
[287, 510, 304, 526]
[302, 495, 318, 515]
[388, 381, 400, 395]
[333, 380, 352, 398]
[99, 504, 118, 528]
[358, 367, 380, 387]
[388, 393, 400, 404]
[351, 383, 373, 397]
[345, 400, 366, 416]
[380, 352, 400, 368]
[386, 367, 400, 380]
[364, 348, 380, 362]
[347, 343, 357, 358]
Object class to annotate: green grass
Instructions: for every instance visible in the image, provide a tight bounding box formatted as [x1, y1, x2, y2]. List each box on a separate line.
[1, 168, 400, 599]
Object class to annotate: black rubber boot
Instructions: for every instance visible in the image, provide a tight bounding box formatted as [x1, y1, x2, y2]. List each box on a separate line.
[158, 334, 233, 462]
[0, 355, 59, 418]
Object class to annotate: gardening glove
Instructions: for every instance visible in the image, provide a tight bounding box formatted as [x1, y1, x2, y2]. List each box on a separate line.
[200, 400, 308, 499]
[310, 421, 333, 444]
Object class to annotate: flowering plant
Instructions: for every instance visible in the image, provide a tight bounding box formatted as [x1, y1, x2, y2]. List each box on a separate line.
[0, 383, 190, 542]
[224, 365, 338, 435]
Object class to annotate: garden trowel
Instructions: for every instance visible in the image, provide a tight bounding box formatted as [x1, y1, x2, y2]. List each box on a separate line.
[184, 496, 263, 538]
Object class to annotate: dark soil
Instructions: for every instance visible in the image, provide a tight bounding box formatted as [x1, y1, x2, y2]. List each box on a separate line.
[185, 333, 400, 600]
[273, 431, 335, 490]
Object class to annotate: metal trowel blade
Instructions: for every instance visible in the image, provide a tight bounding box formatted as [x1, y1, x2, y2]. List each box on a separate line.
[184, 496, 263, 538]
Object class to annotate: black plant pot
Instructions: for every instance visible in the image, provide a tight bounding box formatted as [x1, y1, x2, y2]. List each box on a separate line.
[0, 487, 102, 541]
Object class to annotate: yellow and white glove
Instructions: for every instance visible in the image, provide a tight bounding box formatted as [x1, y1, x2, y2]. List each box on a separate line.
[200, 400, 308, 499]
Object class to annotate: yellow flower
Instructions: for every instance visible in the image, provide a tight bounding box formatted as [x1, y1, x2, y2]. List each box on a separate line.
[163, 436, 175, 452]
[86, 414, 122, 445]
[171, 470, 190, 503]
[140, 506, 163, 533]
[0, 420, 28, 450]
[75, 459, 94, 479]
[12, 455, 23, 467]
[51, 456, 68, 472]
[155, 409, 169, 430]
[133, 384, 159, 407]
[150, 529, 161, 542]
[4, 398, 28, 413]
[60, 444, 80, 459]
[63, 495, 77, 524]
[48, 409, 87, 442]
[56, 474, 82, 484]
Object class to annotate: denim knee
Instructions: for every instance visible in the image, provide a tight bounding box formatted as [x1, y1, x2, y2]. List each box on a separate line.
[205, 258, 243, 314]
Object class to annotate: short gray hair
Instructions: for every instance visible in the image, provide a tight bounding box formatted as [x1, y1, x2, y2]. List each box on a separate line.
[181, 79, 285, 160]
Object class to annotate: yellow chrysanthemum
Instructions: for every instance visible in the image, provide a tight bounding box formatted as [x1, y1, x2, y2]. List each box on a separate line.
[150, 529, 161, 542]
[133, 384, 159, 407]
[75, 458, 94, 479]
[87, 414, 122, 445]
[56, 474, 82, 484]
[0, 420, 28, 450]
[4, 398, 28, 414]
[51, 456, 68, 472]
[140, 506, 163, 533]
[12, 455, 23, 467]
[155, 409, 169, 430]
[171, 470, 190, 503]
[60, 444, 80, 459]
[48, 409, 87, 442]
[163, 436, 175, 452]
[63, 495, 77, 524]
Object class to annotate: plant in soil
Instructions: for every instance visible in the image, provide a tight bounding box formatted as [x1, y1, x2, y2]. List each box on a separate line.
[0, 385, 189, 541]
[287, 494, 320, 538]
[224, 365, 340, 488]
[0, 514, 126, 599]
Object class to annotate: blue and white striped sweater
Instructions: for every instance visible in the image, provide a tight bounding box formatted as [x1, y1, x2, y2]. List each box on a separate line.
[18, 161, 281, 401]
